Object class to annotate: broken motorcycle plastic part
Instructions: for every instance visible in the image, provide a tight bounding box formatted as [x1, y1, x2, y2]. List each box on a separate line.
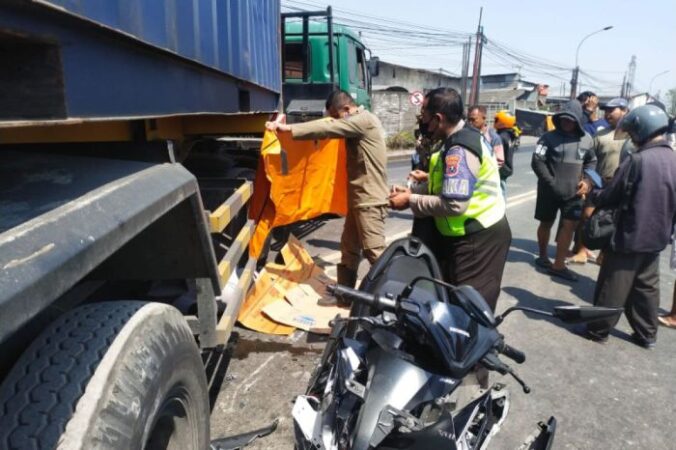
[210, 419, 279, 450]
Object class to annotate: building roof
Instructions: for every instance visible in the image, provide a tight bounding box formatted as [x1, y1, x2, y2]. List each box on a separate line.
[479, 88, 528, 104]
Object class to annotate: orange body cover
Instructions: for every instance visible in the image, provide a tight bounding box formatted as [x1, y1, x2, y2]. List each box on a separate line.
[248, 130, 348, 258]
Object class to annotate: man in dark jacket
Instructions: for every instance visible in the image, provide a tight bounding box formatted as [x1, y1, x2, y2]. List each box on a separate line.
[577, 91, 609, 137]
[532, 100, 596, 281]
[579, 105, 676, 348]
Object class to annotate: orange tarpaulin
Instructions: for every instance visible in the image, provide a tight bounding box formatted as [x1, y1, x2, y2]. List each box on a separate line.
[248, 129, 348, 258]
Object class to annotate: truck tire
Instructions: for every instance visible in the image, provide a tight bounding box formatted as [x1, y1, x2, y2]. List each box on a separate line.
[0, 301, 209, 450]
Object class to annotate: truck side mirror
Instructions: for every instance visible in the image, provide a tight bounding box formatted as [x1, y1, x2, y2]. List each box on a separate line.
[368, 57, 380, 77]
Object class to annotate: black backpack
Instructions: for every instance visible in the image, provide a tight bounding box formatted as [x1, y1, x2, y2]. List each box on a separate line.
[583, 154, 641, 250]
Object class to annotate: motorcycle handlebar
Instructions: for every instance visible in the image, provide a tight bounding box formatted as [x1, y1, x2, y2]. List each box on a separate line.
[498, 343, 526, 364]
[326, 284, 397, 311]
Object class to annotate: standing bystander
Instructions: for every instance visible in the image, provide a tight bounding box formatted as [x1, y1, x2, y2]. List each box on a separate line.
[532, 100, 596, 281]
[494, 110, 518, 193]
[467, 105, 505, 169]
[577, 91, 609, 137]
[579, 105, 676, 348]
[570, 97, 630, 264]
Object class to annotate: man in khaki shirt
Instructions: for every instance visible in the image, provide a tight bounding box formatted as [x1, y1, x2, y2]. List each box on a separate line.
[594, 98, 630, 182]
[571, 97, 629, 264]
[266, 90, 388, 294]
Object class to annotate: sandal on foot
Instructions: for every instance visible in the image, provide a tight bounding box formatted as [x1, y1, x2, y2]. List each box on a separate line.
[534, 257, 553, 269]
[547, 266, 579, 282]
[658, 316, 676, 329]
[566, 254, 587, 265]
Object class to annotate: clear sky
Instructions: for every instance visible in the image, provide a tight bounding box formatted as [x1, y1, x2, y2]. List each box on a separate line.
[282, 0, 676, 99]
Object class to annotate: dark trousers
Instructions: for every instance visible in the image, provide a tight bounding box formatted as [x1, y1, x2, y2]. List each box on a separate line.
[588, 250, 660, 342]
[411, 216, 446, 264]
[444, 216, 512, 311]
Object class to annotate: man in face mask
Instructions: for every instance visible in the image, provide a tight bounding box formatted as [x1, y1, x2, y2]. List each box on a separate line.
[266, 90, 388, 299]
[389, 87, 511, 311]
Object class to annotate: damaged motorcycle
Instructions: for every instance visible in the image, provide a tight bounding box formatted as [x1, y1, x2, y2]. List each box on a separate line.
[293, 237, 621, 450]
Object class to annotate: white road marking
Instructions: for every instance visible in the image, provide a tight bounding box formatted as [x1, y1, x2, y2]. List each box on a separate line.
[318, 190, 537, 264]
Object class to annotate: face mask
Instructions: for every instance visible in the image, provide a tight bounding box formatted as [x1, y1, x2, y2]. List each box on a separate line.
[418, 116, 436, 139]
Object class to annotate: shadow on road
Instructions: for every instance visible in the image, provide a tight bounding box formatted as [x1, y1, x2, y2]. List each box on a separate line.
[270, 217, 333, 251]
[203, 338, 236, 411]
[306, 238, 340, 251]
[508, 238, 597, 303]
[231, 335, 323, 360]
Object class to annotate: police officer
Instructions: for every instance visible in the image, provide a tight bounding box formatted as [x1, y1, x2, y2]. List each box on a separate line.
[578, 105, 676, 348]
[266, 90, 388, 295]
[389, 87, 511, 310]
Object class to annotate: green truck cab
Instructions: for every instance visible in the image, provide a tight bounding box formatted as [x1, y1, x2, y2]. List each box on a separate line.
[282, 7, 379, 122]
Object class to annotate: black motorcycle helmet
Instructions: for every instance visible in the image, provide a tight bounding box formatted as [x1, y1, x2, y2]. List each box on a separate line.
[621, 104, 669, 146]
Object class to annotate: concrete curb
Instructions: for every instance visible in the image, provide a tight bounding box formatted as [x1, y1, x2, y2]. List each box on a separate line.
[386, 136, 537, 162]
[387, 148, 414, 162]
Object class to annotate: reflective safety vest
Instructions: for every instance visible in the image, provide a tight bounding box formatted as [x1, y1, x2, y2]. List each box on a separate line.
[428, 129, 505, 237]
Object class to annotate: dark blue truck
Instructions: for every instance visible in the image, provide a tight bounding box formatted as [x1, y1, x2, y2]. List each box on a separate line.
[0, 1, 281, 448]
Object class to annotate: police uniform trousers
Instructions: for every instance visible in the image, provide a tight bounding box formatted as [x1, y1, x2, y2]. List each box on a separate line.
[588, 249, 660, 342]
[340, 205, 388, 272]
[443, 216, 512, 311]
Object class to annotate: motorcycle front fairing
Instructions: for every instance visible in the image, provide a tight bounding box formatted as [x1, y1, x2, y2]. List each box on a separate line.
[350, 348, 460, 450]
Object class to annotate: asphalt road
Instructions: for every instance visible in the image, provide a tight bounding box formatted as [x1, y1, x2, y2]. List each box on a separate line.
[210, 141, 676, 449]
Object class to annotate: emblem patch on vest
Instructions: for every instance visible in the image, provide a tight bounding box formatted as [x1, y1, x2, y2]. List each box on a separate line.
[445, 154, 462, 177]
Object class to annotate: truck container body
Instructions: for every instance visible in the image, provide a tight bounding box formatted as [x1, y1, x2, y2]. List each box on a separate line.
[0, 1, 282, 447]
[1, 0, 281, 123]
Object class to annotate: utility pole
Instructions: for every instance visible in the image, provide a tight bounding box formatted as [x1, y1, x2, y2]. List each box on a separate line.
[620, 72, 627, 97]
[570, 66, 579, 100]
[460, 36, 471, 104]
[468, 7, 484, 107]
[626, 55, 636, 96]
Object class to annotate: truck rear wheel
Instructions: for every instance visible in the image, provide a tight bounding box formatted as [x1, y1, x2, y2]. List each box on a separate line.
[0, 301, 209, 450]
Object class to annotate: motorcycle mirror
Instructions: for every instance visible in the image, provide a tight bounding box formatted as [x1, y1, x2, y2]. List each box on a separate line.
[452, 285, 497, 328]
[552, 306, 623, 324]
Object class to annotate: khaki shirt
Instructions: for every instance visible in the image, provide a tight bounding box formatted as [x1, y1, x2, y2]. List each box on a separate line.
[594, 128, 628, 181]
[290, 110, 389, 208]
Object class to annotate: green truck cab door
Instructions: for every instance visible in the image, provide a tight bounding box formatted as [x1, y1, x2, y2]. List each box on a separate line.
[346, 39, 371, 110]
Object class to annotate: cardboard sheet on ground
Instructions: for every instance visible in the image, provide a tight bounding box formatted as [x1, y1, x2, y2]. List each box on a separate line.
[238, 236, 347, 335]
[248, 129, 348, 259]
[262, 266, 348, 334]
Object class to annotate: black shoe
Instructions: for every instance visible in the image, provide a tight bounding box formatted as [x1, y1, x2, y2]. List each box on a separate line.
[630, 333, 656, 349]
[317, 295, 350, 308]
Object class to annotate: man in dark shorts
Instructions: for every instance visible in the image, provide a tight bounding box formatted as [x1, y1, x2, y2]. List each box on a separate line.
[532, 100, 596, 281]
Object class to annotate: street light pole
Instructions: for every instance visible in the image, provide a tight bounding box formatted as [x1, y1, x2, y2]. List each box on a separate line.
[648, 70, 669, 97]
[570, 26, 613, 99]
